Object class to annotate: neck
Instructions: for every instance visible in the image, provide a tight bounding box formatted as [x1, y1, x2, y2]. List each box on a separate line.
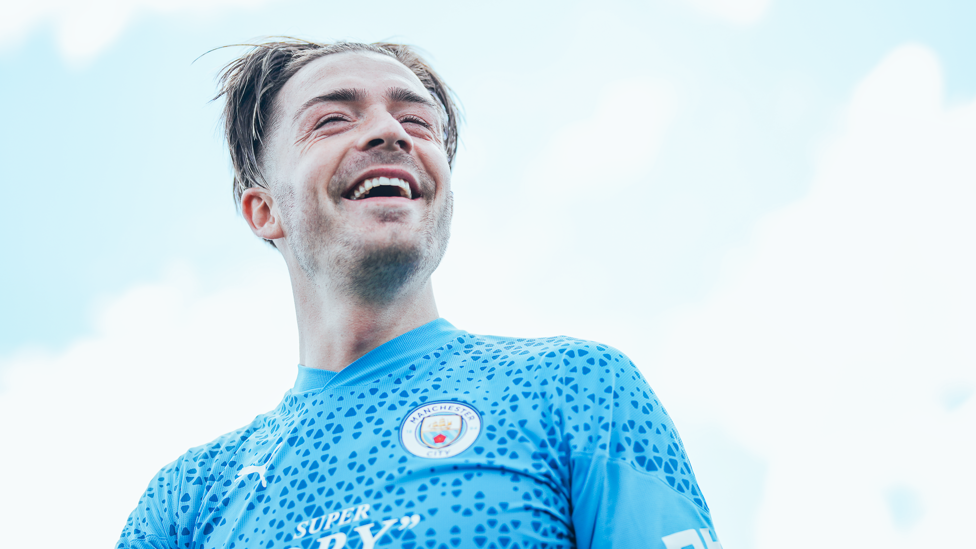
[288, 267, 440, 372]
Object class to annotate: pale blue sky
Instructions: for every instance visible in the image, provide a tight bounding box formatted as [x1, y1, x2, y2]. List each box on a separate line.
[1, 1, 975, 547]
[4, 0, 975, 356]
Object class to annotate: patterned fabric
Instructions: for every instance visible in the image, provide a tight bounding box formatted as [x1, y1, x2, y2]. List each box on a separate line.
[117, 319, 717, 549]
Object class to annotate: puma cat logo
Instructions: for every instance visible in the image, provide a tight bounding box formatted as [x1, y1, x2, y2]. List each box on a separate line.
[236, 441, 284, 488]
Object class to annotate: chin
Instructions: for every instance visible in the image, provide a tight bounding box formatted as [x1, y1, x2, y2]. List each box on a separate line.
[299, 199, 452, 302]
[343, 240, 426, 304]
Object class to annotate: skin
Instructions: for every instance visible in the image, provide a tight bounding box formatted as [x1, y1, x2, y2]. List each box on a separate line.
[241, 51, 453, 372]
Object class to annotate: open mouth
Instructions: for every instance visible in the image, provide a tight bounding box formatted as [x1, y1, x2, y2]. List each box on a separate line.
[345, 177, 416, 200]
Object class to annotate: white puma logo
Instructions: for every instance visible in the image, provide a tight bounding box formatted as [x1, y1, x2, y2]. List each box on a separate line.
[235, 441, 284, 488]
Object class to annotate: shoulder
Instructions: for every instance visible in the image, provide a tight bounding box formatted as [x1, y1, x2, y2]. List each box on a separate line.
[456, 332, 654, 412]
[155, 409, 277, 488]
[460, 331, 643, 381]
[120, 411, 280, 545]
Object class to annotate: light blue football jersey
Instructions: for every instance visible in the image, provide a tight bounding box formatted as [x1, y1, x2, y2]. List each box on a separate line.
[118, 319, 720, 549]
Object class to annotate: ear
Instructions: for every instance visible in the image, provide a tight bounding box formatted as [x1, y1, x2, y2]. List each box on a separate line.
[241, 186, 286, 242]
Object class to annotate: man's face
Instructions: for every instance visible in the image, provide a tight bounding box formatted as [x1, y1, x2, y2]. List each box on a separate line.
[262, 51, 452, 302]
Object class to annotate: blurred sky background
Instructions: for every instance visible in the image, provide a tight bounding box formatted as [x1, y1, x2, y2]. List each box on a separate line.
[1, 0, 975, 547]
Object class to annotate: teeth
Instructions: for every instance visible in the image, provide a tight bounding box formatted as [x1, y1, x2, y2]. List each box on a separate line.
[349, 177, 413, 200]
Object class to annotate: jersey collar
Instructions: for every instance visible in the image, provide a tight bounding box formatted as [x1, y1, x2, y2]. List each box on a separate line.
[292, 318, 463, 392]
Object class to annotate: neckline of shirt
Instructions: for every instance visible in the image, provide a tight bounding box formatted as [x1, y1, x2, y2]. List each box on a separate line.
[292, 317, 464, 393]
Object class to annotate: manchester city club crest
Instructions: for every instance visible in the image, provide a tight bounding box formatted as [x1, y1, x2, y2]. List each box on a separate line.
[420, 414, 463, 448]
[400, 401, 482, 458]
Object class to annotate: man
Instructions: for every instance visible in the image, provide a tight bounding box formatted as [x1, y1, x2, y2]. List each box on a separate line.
[117, 40, 720, 549]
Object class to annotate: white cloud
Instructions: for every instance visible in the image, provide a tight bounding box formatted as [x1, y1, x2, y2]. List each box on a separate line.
[524, 79, 678, 196]
[654, 44, 976, 548]
[682, 0, 771, 25]
[0, 0, 275, 66]
[435, 78, 679, 341]
[0, 260, 298, 545]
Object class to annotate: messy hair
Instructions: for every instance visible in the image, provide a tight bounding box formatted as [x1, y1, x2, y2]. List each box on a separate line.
[214, 39, 460, 212]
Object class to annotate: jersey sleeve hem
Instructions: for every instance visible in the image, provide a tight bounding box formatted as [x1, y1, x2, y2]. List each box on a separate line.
[117, 533, 174, 549]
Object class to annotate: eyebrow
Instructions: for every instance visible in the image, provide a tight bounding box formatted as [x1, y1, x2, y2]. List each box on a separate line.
[293, 88, 367, 124]
[292, 86, 439, 125]
[386, 87, 439, 110]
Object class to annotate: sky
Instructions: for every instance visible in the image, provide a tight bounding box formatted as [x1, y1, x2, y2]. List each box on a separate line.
[1, 0, 974, 547]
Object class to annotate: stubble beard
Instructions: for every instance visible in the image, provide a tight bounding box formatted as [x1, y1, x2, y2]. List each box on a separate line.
[279, 173, 453, 306]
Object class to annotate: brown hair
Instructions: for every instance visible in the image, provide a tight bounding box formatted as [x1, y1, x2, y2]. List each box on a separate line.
[214, 39, 460, 211]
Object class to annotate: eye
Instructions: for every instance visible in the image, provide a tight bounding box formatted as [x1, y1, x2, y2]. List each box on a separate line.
[400, 115, 432, 129]
[314, 114, 349, 129]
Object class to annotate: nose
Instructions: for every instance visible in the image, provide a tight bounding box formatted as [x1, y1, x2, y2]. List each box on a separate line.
[356, 110, 413, 155]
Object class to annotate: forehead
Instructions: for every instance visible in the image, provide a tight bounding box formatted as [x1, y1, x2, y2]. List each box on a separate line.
[278, 51, 430, 115]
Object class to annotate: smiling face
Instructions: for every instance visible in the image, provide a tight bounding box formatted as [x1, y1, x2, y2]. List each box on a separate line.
[252, 51, 453, 303]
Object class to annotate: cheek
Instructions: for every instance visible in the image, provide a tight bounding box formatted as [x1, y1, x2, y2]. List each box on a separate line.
[291, 148, 343, 203]
[272, 162, 326, 227]
[422, 147, 452, 194]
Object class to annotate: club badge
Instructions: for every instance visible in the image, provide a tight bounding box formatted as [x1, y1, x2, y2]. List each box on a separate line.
[399, 401, 482, 459]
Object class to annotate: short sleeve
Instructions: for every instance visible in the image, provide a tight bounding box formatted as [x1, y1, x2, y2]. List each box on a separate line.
[555, 343, 720, 549]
